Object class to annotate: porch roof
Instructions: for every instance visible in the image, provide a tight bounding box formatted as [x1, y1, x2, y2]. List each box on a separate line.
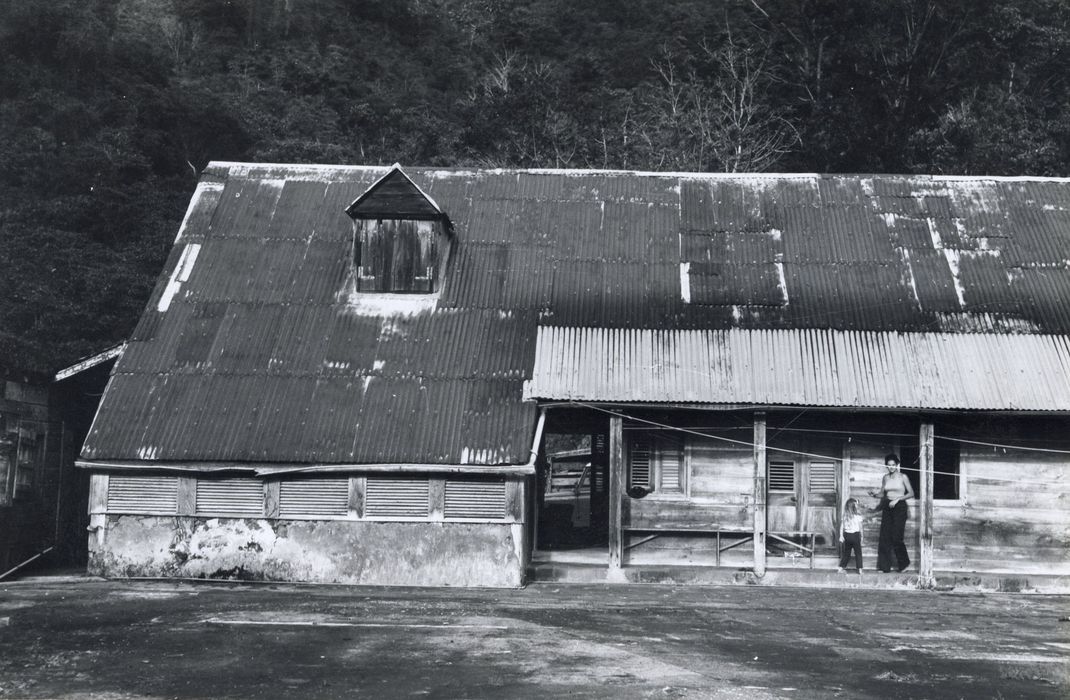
[525, 327, 1070, 411]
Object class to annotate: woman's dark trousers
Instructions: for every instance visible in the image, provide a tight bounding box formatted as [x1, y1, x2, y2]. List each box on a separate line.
[877, 500, 909, 572]
[839, 531, 862, 570]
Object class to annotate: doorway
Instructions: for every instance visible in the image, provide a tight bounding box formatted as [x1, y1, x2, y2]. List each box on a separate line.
[535, 424, 609, 551]
[766, 437, 841, 556]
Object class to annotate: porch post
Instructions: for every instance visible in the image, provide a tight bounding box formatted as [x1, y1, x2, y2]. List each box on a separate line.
[608, 414, 624, 570]
[753, 411, 767, 577]
[919, 420, 935, 584]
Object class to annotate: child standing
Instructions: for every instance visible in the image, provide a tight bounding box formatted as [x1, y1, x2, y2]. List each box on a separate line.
[838, 498, 865, 573]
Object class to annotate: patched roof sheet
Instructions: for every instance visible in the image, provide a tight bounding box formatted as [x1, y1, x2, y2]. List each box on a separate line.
[83, 165, 1070, 464]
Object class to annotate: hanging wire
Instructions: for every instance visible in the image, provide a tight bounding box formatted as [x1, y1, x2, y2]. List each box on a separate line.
[567, 401, 1069, 486]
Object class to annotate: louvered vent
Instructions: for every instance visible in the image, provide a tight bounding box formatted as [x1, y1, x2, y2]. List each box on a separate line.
[660, 443, 683, 493]
[767, 461, 796, 493]
[809, 461, 837, 493]
[630, 437, 651, 489]
[443, 479, 507, 519]
[279, 479, 349, 518]
[195, 478, 263, 516]
[365, 477, 430, 518]
[107, 476, 178, 514]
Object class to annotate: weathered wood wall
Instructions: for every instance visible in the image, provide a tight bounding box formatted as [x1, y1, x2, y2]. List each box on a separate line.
[0, 380, 65, 574]
[930, 418, 1070, 575]
[621, 413, 1069, 575]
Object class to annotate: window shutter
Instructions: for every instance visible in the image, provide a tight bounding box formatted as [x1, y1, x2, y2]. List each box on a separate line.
[630, 436, 652, 489]
[358, 219, 390, 291]
[278, 479, 349, 518]
[443, 479, 506, 519]
[391, 220, 417, 291]
[411, 221, 437, 292]
[195, 478, 263, 516]
[365, 477, 430, 518]
[809, 461, 837, 493]
[591, 433, 607, 494]
[659, 442, 683, 494]
[767, 461, 796, 493]
[107, 475, 179, 514]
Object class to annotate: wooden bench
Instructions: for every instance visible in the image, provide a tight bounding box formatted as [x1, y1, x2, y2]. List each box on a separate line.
[622, 526, 820, 568]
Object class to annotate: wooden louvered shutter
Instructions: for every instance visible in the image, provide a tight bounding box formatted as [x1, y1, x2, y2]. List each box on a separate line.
[809, 461, 836, 493]
[411, 221, 437, 292]
[443, 479, 506, 519]
[279, 479, 349, 518]
[768, 461, 796, 493]
[659, 438, 684, 494]
[195, 478, 263, 516]
[358, 219, 390, 291]
[391, 220, 417, 291]
[365, 477, 430, 518]
[107, 476, 179, 514]
[630, 436, 652, 489]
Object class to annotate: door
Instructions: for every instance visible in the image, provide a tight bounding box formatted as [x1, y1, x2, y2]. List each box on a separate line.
[766, 439, 840, 552]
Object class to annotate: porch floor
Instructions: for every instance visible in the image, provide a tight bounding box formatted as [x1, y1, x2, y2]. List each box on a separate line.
[528, 551, 1068, 592]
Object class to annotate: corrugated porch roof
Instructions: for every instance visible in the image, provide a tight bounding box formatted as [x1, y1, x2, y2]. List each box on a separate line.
[525, 327, 1070, 411]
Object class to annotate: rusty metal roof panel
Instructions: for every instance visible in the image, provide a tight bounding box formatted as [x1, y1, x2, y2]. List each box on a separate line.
[527, 326, 1070, 410]
[85, 166, 1070, 465]
[1011, 267, 1070, 333]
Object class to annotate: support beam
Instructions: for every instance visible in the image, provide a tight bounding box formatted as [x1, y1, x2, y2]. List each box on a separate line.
[919, 421, 935, 584]
[753, 412, 767, 577]
[608, 414, 624, 570]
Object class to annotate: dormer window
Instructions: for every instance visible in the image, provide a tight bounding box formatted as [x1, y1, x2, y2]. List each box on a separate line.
[346, 165, 449, 294]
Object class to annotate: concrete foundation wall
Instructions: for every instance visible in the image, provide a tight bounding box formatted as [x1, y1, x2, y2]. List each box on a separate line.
[89, 516, 525, 587]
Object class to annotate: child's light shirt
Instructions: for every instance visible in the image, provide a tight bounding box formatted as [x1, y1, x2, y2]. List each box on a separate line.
[842, 512, 864, 533]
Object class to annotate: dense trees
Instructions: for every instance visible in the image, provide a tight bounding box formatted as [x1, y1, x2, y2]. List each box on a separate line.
[1, 0, 1068, 373]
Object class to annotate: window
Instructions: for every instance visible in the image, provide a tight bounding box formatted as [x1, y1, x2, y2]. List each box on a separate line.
[346, 165, 449, 295]
[195, 478, 263, 516]
[768, 460, 795, 492]
[933, 441, 961, 500]
[444, 478, 507, 520]
[628, 432, 686, 496]
[0, 413, 14, 506]
[279, 478, 350, 518]
[10, 420, 47, 501]
[809, 461, 837, 493]
[356, 219, 439, 292]
[901, 432, 962, 500]
[107, 476, 179, 514]
[365, 477, 430, 518]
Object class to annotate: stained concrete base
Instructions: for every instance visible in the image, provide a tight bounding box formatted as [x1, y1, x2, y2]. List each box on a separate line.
[526, 562, 1070, 593]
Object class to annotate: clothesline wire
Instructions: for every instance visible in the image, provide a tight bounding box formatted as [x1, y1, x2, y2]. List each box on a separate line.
[625, 423, 1070, 455]
[568, 401, 1068, 486]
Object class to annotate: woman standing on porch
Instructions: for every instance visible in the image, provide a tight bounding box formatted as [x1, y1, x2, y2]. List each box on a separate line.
[873, 453, 914, 572]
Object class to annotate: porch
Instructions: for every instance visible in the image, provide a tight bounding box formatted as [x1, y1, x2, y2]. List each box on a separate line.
[531, 406, 1070, 585]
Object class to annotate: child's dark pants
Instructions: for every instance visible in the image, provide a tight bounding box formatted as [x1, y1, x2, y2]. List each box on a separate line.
[839, 531, 862, 570]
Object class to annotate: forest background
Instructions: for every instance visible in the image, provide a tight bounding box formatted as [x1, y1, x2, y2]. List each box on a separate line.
[1, 0, 1068, 375]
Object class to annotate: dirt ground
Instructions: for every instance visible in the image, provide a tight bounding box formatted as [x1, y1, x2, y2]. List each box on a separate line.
[0, 576, 1066, 699]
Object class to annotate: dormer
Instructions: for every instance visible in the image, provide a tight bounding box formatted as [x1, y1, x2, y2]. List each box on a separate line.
[345, 165, 450, 294]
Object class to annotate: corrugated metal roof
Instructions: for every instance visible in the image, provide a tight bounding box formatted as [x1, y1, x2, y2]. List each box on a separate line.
[84, 166, 1070, 466]
[526, 327, 1070, 410]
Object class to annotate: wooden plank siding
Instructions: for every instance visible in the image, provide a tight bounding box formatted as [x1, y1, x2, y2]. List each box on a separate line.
[617, 413, 1069, 574]
[930, 446, 1070, 574]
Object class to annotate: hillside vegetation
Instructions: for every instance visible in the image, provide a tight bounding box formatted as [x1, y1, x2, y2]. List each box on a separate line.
[2, 0, 1068, 373]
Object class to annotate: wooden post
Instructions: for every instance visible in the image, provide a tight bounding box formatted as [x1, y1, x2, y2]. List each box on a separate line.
[429, 478, 445, 521]
[753, 412, 767, 577]
[177, 476, 197, 515]
[608, 414, 624, 570]
[919, 421, 935, 584]
[264, 481, 281, 519]
[87, 473, 109, 551]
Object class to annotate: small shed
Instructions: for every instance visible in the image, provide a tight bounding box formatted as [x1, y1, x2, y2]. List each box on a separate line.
[0, 346, 117, 578]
